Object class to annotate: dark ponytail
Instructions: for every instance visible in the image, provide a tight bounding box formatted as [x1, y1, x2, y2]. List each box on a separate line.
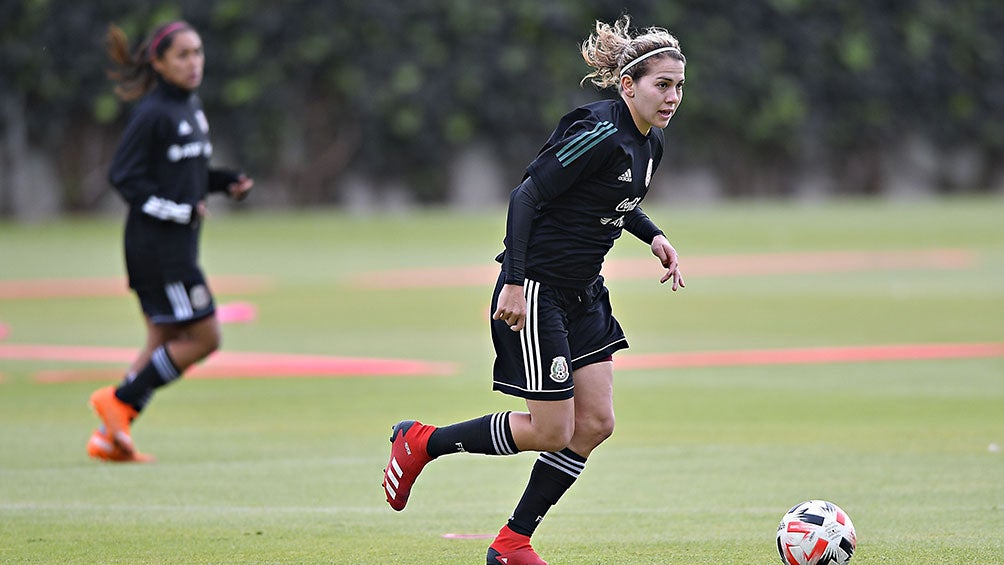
[105, 21, 192, 101]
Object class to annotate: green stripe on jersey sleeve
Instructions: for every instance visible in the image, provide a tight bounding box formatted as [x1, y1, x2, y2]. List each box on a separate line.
[555, 121, 617, 168]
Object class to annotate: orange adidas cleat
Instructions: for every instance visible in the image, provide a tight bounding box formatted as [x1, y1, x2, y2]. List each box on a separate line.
[86, 426, 154, 463]
[88, 386, 138, 456]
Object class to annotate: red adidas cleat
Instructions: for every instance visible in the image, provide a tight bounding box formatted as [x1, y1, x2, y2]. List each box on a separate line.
[486, 547, 548, 565]
[86, 426, 154, 463]
[382, 420, 435, 511]
[487, 525, 548, 565]
[89, 386, 138, 455]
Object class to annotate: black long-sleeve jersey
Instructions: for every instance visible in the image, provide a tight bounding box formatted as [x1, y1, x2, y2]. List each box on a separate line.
[109, 77, 238, 288]
[498, 98, 666, 288]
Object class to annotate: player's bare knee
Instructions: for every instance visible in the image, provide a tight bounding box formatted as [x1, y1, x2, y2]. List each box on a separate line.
[536, 423, 574, 452]
[197, 323, 222, 357]
[596, 413, 615, 442]
[579, 413, 615, 448]
[205, 331, 221, 355]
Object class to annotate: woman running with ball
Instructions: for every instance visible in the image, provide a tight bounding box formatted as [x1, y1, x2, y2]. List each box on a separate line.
[383, 15, 686, 564]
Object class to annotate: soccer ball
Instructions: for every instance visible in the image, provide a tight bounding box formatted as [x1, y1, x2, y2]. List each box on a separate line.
[776, 500, 856, 565]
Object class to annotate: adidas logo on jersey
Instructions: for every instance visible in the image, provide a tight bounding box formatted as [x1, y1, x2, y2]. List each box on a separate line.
[618, 168, 632, 182]
[178, 120, 193, 136]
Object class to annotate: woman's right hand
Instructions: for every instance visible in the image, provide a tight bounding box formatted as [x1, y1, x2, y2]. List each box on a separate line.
[228, 175, 254, 201]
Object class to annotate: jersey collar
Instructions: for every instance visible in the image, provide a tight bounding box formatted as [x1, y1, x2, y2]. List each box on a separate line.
[155, 74, 195, 101]
[615, 97, 653, 143]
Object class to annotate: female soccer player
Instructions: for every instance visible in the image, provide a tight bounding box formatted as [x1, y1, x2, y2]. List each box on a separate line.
[87, 21, 253, 462]
[382, 15, 686, 564]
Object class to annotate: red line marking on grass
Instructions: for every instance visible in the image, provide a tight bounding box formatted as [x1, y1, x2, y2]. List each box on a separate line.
[4, 342, 1001, 383]
[441, 533, 494, 540]
[0, 275, 274, 300]
[216, 302, 258, 324]
[606, 248, 976, 278]
[616, 342, 1004, 370]
[0, 344, 456, 382]
[1, 344, 136, 363]
[350, 248, 977, 289]
[32, 369, 130, 382]
[190, 350, 456, 379]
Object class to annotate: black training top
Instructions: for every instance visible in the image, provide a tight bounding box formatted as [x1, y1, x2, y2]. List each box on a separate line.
[108, 76, 238, 288]
[498, 97, 666, 288]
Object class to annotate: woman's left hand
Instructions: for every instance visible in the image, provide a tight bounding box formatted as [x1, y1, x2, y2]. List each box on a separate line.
[228, 175, 254, 201]
[651, 234, 685, 291]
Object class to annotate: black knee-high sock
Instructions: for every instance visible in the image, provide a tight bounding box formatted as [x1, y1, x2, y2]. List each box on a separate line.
[425, 412, 518, 458]
[507, 448, 587, 537]
[115, 345, 181, 411]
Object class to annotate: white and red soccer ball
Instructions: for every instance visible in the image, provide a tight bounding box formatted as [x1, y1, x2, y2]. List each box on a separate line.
[776, 500, 856, 565]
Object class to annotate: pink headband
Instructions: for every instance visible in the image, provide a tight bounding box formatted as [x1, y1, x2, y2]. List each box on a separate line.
[148, 22, 188, 59]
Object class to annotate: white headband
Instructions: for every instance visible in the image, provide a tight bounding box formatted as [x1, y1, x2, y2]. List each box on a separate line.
[620, 46, 679, 76]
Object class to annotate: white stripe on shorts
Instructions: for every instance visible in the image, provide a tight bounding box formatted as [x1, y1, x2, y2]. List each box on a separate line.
[571, 339, 628, 364]
[165, 282, 193, 320]
[519, 279, 542, 392]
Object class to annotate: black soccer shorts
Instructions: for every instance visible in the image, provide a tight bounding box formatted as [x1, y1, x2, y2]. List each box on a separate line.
[490, 271, 628, 400]
[133, 274, 216, 325]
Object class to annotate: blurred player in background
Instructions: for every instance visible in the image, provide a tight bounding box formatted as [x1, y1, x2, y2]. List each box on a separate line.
[87, 20, 253, 462]
[383, 15, 686, 564]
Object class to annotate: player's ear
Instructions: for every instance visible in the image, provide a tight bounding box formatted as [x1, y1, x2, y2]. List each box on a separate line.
[620, 75, 635, 97]
[151, 55, 166, 76]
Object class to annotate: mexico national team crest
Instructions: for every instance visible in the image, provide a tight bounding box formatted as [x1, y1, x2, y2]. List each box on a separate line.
[549, 356, 570, 383]
[189, 284, 211, 311]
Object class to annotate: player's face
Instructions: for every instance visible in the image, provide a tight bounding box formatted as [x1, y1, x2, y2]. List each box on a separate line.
[152, 30, 204, 91]
[624, 57, 685, 134]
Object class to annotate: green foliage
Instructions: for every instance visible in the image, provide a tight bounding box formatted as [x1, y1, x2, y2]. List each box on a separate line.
[2, 0, 1003, 202]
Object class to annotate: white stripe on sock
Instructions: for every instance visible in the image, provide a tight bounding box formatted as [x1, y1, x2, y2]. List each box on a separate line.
[151, 346, 179, 382]
[490, 411, 515, 455]
[538, 451, 585, 478]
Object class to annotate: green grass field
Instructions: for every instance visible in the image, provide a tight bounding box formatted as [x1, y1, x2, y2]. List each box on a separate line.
[1, 197, 1002, 564]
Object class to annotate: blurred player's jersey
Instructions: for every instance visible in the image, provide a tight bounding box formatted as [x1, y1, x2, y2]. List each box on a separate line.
[108, 77, 236, 289]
